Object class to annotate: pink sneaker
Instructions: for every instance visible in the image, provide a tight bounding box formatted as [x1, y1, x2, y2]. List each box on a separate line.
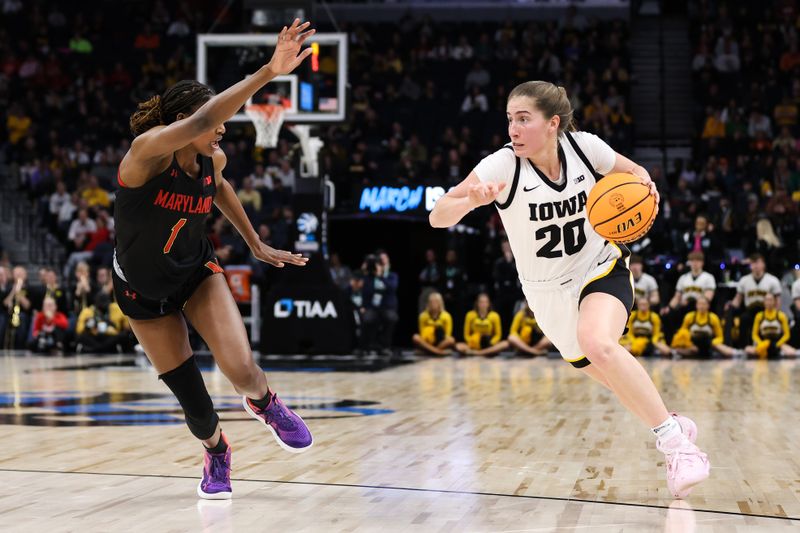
[672, 413, 697, 443]
[657, 436, 710, 499]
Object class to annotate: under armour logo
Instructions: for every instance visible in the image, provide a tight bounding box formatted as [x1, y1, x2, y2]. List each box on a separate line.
[124, 290, 137, 300]
[204, 175, 212, 186]
[170, 169, 178, 177]
[574, 174, 585, 184]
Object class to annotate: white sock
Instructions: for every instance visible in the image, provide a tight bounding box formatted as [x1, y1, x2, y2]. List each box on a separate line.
[651, 416, 683, 448]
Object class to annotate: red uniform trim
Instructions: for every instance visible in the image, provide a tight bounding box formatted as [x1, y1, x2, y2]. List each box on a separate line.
[117, 170, 128, 188]
[205, 260, 224, 274]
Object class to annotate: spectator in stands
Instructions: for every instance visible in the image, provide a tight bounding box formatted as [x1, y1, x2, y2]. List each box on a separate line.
[747, 109, 772, 138]
[81, 174, 111, 209]
[329, 253, 352, 292]
[67, 208, 97, 254]
[492, 240, 522, 335]
[30, 268, 68, 315]
[412, 292, 455, 356]
[237, 176, 262, 222]
[75, 292, 128, 354]
[63, 211, 113, 280]
[727, 253, 782, 347]
[360, 254, 397, 355]
[95, 266, 114, 299]
[71, 261, 94, 314]
[630, 254, 660, 306]
[275, 160, 296, 192]
[441, 249, 467, 327]
[714, 31, 740, 72]
[507, 305, 551, 357]
[57, 192, 79, 237]
[678, 214, 721, 262]
[378, 250, 399, 346]
[418, 248, 441, 310]
[621, 298, 671, 358]
[0, 266, 10, 347]
[48, 181, 70, 229]
[2, 266, 32, 349]
[455, 293, 508, 357]
[270, 206, 294, 250]
[248, 163, 273, 190]
[30, 295, 68, 355]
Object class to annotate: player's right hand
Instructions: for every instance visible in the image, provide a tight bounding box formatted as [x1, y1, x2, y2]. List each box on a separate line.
[467, 181, 506, 207]
[267, 19, 316, 75]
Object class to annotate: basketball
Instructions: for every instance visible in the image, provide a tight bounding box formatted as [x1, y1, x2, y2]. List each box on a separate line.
[586, 173, 657, 243]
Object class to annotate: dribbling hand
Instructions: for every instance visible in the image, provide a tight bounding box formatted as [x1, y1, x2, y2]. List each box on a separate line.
[267, 19, 316, 76]
[251, 241, 309, 268]
[630, 168, 661, 212]
[467, 182, 507, 207]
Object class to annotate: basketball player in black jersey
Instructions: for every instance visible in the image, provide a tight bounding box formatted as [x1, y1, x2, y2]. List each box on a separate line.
[113, 19, 314, 500]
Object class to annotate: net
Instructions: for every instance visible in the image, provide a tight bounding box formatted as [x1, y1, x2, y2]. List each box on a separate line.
[245, 103, 285, 148]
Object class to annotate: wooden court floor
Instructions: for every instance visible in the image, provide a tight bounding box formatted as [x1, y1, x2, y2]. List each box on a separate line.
[1, 352, 799, 532]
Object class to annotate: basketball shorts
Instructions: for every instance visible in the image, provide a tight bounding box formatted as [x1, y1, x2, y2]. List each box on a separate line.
[112, 250, 225, 320]
[520, 243, 634, 368]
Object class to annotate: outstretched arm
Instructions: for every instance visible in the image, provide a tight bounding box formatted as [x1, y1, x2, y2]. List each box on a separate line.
[429, 172, 506, 228]
[130, 20, 315, 161]
[212, 150, 307, 268]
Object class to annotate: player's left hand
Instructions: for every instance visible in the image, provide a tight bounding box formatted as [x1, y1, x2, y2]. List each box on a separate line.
[267, 19, 316, 75]
[251, 241, 309, 268]
[630, 168, 660, 212]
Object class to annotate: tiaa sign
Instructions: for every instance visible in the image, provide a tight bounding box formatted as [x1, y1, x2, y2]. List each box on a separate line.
[274, 298, 338, 319]
[358, 185, 446, 214]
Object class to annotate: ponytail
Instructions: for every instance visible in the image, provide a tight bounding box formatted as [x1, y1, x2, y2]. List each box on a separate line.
[129, 80, 216, 137]
[130, 94, 164, 137]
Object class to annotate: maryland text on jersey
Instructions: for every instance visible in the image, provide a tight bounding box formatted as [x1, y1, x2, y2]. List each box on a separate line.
[154, 189, 214, 214]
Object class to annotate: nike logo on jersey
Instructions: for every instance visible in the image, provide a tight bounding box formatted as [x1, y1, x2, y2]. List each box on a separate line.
[523, 184, 541, 192]
[574, 174, 585, 184]
[529, 191, 588, 221]
[597, 254, 612, 267]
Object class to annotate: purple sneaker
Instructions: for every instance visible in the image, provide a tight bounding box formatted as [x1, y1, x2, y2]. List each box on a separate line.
[243, 390, 313, 453]
[197, 433, 232, 500]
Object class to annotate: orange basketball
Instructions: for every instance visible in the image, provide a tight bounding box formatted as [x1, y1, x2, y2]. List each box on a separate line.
[586, 173, 657, 243]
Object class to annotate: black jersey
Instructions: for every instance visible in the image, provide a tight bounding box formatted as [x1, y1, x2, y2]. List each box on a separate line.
[114, 154, 216, 300]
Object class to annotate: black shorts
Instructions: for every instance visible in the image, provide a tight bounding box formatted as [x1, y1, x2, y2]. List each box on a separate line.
[579, 256, 635, 316]
[113, 257, 225, 320]
[568, 254, 634, 369]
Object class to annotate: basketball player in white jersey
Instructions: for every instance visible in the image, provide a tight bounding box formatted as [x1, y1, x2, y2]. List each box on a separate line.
[429, 81, 709, 498]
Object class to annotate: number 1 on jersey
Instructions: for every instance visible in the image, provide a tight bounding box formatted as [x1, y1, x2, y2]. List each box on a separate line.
[163, 218, 187, 254]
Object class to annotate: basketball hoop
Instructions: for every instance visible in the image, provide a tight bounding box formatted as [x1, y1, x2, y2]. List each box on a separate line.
[245, 103, 285, 148]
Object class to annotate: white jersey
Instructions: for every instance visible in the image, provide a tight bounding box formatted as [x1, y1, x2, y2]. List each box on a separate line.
[474, 131, 618, 283]
[737, 273, 781, 308]
[675, 271, 716, 302]
[634, 272, 659, 301]
[791, 278, 800, 301]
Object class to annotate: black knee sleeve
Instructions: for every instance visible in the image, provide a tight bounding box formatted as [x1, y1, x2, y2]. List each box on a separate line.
[159, 355, 219, 440]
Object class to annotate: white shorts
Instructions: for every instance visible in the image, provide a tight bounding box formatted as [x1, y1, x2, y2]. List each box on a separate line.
[520, 243, 634, 368]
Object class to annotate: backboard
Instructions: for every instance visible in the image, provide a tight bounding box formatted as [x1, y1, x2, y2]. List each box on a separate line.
[197, 33, 348, 123]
